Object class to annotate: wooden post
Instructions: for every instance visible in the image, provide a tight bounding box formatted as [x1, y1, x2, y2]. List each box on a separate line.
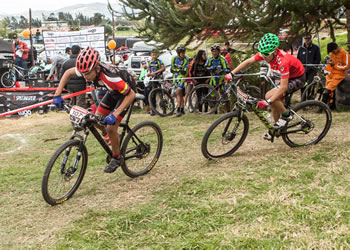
[347, 9, 350, 52]
[29, 8, 35, 66]
[112, 11, 115, 64]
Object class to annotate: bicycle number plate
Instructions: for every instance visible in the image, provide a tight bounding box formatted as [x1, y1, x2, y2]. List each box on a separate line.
[69, 106, 89, 126]
[237, 89, 248, 106]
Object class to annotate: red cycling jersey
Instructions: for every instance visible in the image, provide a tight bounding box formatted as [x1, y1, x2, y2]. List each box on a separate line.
[254, 49, 305, 79]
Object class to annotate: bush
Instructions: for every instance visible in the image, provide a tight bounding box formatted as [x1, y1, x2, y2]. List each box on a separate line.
[116, 26, 130, 31]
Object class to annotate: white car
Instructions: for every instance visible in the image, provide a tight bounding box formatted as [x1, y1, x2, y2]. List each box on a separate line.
[126, 41, 176, 79]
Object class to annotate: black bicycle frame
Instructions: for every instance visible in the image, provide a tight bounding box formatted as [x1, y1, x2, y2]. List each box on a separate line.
[82, 100, 148, 161]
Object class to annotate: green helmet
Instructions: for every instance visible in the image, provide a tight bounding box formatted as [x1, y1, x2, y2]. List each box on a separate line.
[258, 33, 279, 54]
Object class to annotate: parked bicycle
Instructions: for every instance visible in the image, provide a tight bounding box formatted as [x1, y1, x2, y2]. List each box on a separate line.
[201, 79, 332, 159]
[0, 62, 33, 88]
[41, 94, 163, 205]
[148, 79, 177, 116]
[188, 73, 261, 114]
[301, 64, 327, 102]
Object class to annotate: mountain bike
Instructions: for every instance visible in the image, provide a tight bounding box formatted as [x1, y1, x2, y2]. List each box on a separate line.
[188, 74, 261, 114]
[41, 94, 163, 205]
[301, 64, 327, 102]
[201, 79, 332, 159]
[0, 62, 32, 88]
[148, 79, 176, 116]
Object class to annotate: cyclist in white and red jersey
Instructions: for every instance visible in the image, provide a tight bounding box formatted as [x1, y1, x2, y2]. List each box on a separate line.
[53, 47, 136, 173]
[226, 33, 305, 141]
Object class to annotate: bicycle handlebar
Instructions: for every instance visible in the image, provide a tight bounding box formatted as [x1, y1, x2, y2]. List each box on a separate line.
[63, 103, 105, 126]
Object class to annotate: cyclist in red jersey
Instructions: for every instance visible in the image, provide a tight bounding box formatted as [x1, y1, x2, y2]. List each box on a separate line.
[226, 33, 305, 140]
[53, 47, 136, 173]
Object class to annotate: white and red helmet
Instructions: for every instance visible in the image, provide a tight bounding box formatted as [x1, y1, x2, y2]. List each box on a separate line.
[76, 47, 100, 73]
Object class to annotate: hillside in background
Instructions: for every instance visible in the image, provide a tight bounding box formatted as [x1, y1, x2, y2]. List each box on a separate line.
[0, 2, 124, 20]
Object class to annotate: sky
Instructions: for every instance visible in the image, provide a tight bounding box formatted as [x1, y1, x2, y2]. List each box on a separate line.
[1, 0, 108, 14]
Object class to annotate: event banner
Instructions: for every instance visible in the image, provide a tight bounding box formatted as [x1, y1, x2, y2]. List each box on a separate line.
[43, 26, 106, 59]
[0, 91, 55, 117]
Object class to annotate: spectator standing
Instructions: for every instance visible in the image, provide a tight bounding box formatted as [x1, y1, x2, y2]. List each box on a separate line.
[146, 50, 165, 115]
[12, 34, 29, 82]
[59, 45, 87, 108]
[225, 48, 235, 70]
[188, 50, 209, 112]
[65, 47, 72, 59]
[206, 44, 231, 112]
[35, 29, 41, 42]
[138, 61, 148, 112]
[46, 54, 67, 81]
[221, 42, 231, 56]
[322, 42, 350, 107]
[171, 45, 189, 117]
[297, 34, 321, 96]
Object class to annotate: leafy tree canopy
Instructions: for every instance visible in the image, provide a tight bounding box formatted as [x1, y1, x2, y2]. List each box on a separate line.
[120, 0, 349, 49]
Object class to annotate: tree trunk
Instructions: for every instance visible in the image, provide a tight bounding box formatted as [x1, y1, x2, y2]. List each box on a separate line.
[327, 19, 336, 42]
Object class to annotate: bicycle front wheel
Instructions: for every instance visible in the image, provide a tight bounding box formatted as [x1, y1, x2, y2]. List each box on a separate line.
[189, 84, 220, 114]
[149, 88, 175, 117]
[121, 121, 163, 178]
[201, 111, 249, 159]
[41, 139, 88, 206]
[282, 100, 332, 147]
[1, 71, 16, 88]
[301, 81, 324, 102]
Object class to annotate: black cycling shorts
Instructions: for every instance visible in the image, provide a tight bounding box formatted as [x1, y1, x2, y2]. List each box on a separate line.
[286, 73, 306, 94]
[96, 92, 128, 118]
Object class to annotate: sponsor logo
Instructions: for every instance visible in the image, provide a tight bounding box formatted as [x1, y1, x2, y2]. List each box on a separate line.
[148, 157, 158, 171]
[88, 28, 97, 33]
[15, 96, 37, 101]
[56, 197, 68, 204]
[276, 55, 282, 65]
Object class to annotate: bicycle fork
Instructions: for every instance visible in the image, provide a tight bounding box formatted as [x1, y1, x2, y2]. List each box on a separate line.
[60, 132, 87, 176]
[222, 110, 242, 141]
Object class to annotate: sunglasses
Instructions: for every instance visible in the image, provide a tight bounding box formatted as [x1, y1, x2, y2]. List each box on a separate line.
[304, 37, 311, 40]
[260, 52, 273, 58]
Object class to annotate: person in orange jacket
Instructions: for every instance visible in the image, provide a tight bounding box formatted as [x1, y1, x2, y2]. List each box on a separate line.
[12, 34, 29, 82]
[323, 42, 350, 106]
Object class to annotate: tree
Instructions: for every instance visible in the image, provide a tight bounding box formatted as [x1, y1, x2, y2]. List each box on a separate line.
[0, 18, 9, 38]
[92, 13, 105, 26]
[10, 17, 18, 30]
[104, 24, 113, 37]
[120, 0, 349, 49]
[32, 18, 42, 28]
[19, 15, 28, 29]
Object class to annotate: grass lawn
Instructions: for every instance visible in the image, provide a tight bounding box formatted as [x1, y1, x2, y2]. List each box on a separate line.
[0, 106, 350, 248]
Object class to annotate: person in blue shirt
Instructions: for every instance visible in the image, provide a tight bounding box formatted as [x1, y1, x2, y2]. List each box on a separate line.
[146, 50, 165, 115]
[171, 45, 189, 117]
[205, 44, 231, 112]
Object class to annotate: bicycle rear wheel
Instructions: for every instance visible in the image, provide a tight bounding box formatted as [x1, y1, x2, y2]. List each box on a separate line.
[189, 84, 220, 114]
[282, 100, 332, 147]
[121, 121, 163, 178]
[149, 88, 175, 117]
[41, 139, 88, 206]
[1, 71, 16, 88]
[201, 111, 249, 159]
